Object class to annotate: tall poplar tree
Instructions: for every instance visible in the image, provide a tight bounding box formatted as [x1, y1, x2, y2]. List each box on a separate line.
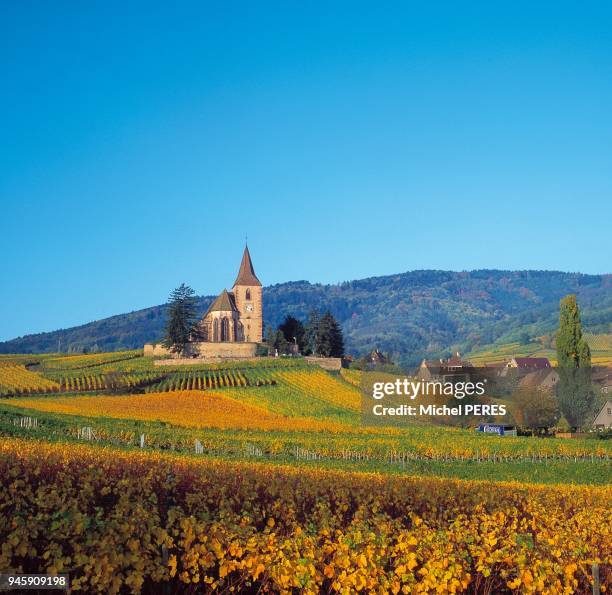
[555, 295, 594, 430]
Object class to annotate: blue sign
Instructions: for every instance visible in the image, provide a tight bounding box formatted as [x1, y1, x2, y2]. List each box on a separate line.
[478, 424, 505, 435]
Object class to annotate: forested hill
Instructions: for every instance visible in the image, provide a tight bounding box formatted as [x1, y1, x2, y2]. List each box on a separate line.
[1, 270, 610, 366]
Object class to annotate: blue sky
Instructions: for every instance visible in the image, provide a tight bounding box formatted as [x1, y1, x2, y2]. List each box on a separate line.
[1, 1, 611, 341]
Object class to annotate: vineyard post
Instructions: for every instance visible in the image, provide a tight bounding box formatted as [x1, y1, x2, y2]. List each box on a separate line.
[140, 433, 145, 448]
[592, 563, 600, 595]
[161, 544, 170, 595]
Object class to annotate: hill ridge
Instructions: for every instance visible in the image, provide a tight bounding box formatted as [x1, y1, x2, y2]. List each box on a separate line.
[2, 269, 610, 365]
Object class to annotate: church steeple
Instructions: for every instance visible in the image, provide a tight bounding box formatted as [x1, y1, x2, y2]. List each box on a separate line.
[233, 244, 262, 287]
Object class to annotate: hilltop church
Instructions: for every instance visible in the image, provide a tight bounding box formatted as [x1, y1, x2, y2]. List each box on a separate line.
[144, 245, 264, 359]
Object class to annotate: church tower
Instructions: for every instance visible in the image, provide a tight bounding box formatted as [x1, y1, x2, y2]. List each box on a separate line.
[231, 245, 263, 343]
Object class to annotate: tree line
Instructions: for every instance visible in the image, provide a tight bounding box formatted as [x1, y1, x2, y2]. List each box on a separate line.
[265, 310, 344, 358]
[162, 284, 344, 358]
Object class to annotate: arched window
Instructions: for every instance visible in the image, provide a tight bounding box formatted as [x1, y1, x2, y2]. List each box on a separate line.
[245, 289, 251, 300]
[213, 319, 219, 342]
[221, 317, 230, 342]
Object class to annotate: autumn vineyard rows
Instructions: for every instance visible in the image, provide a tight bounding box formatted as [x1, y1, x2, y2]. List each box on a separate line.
[1, 367, 610, 460]
[0, 366, 276, 396]
[0, 351, 610, 593]
[0, 438, 610, 594]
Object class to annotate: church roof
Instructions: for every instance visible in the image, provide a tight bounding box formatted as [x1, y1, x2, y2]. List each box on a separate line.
[205, 289, 238, 315]
[233, 245, 262, 287]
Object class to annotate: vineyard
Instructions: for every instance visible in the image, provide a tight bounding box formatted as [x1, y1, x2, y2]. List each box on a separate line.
[2, 389, 610, 462]
[466, 334, 612, 367]
[0, 363, 60, 395]
[39, 351, 143, 370]
[275, 369, 361, 411]
[0, 355, 282, 397]
[339, 367, 361, 386]
[45, 354, 306, 377]
[0, 351, 610, 593]
[3, 391, 348, 433]
[55, 371, 168, 392]
[0, 437, 609, 594]
[145, 369, 276, 392]
[1, 360, 610, 462]
[54, 369, 274, 393]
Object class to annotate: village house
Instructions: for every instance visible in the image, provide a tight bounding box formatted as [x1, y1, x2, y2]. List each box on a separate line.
[517, 368, 560, 393]
[506, 357, 552, 371]
[500, 357, 552, 377]
[366, 349, 390, 367]
[592, 367, 611, 396]
[416, 352, 474, 382]
[592, 400, 612, 430]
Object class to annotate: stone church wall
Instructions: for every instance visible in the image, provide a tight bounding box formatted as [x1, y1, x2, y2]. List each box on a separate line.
[144, 342, 257, 359]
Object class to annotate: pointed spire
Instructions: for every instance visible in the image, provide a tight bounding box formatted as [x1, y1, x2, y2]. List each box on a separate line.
[233, 244, 262, 287]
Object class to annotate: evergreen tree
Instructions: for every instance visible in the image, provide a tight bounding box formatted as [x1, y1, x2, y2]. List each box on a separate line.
[555, 295, 594, 430]
[316, 311, 345, 357]
[278, 315, 305, 352]
[304, 310, 321, 355]
[265, 324, 288, 355]
[163, 283, 200, 354]
[328, 313, 345, 357]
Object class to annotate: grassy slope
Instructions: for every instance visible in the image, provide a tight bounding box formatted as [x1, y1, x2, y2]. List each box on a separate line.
[2, 270, 610, 367]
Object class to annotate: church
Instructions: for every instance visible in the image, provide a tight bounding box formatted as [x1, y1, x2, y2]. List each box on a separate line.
[196, 245, 263, 345]
[144, 245, 264, 359]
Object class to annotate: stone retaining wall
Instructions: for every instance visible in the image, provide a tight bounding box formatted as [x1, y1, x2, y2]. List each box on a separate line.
[304, 356, 344, 371]
[144, 342, 258, 359]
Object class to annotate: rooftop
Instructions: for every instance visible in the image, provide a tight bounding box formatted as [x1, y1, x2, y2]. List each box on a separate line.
[205, 289, 238, 315]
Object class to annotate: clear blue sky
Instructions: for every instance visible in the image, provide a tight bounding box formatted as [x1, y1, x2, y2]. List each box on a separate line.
[1, 1, 611, 341]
